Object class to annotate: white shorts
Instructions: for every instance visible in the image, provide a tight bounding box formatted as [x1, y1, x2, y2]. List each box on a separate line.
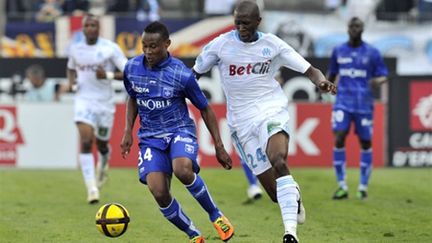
[74, 98, 115, 141]
[230, 108, 290, 175]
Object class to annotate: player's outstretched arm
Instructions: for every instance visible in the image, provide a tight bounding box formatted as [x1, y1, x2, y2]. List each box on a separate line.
[304, 66, 337, 95]
[96, 66, 124, 81]
[66, 68, 77, 91]
[121, 97, 138, 159]
[370, 76, 388, 88]
[200, 105, 232, 170]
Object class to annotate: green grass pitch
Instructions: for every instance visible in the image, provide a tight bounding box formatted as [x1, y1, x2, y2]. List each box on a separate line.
[1, 168, 431, 242]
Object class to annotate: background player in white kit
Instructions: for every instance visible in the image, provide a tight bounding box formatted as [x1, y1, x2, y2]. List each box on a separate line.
[67, 14, 128, 204]
[193, 1, 337, 242]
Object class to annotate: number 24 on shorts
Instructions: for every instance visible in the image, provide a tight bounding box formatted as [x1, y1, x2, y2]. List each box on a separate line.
[246, 148, 266, 168]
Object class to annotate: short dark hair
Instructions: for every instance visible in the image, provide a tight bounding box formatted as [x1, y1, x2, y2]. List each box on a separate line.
[235, 0, 260, 19]
[144, 21, 169, 40]
[26, 64, 45, 78]
[82, 13, 99, 25]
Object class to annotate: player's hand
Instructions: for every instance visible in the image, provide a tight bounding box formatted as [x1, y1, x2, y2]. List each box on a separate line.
[120, 133, 133, 159]
[96, 66, 106, 79]
[215, 146, 232, 170]
[318, 80, 337, 95]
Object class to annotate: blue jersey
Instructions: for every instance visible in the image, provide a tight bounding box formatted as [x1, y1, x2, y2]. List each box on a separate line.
[328, 42, 388, 114]
[123, 54, 208, 139]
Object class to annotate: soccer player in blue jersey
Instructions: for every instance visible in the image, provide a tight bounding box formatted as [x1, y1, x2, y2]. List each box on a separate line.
[327, 17, 388, 200]
[120, 21, 234, 243]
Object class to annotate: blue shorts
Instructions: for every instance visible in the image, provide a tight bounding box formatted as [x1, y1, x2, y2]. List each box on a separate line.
[137, 132, 200, 184]
[331, 109, 373, 141]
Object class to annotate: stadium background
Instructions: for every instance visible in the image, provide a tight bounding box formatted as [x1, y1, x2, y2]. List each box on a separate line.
[0, 0, 431, 169]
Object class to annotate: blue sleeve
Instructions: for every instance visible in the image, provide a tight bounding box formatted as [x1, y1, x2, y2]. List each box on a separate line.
[123, 62, 136, 98]
[372, 49, 388, 77]
[328, 48, 339, 76]
[184, 73, 208, 110]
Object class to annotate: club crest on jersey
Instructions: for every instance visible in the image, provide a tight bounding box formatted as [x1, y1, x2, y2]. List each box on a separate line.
[361, 57, 370, 64]
[262, 47, 271, 57]
[185, 144, 195, 154]
[163, 88, 173, 98]
[229, 60, 271, 76]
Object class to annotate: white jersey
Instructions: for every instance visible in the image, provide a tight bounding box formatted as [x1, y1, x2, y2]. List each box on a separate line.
[194, 30, 311, 127]
[67, 38, 127, 101]
[24, 79, 57, 102]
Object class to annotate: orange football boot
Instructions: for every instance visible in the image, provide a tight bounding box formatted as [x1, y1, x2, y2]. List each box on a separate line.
[212, 215, 234, 241]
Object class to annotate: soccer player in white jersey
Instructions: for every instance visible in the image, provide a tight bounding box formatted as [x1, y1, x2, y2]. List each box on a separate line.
[193, 1, 337, 242]
[67, 14, 128, 204]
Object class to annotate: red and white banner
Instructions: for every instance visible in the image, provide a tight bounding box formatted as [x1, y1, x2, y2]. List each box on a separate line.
[109, 103, 385, 168]
[0, 102, 385, 168]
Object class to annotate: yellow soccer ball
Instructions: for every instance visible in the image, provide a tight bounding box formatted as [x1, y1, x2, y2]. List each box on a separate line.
[95, 203, 130, 238]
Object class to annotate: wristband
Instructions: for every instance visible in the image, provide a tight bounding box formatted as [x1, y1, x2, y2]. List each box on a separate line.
[106, 72, 115, 80]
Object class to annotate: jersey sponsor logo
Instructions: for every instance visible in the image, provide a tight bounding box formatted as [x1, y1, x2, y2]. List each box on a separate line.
[267, 121, 282, 134]
[337, 57, 353, 64]
[76, 60, 109, 72]
[132, 83, 150, 93]
[174, 135, 193, 144]
[361, 118, 373, 126]
[229, 60, 271, 76]
[136, 98, 172, 110]
[339, 68, 367, 78]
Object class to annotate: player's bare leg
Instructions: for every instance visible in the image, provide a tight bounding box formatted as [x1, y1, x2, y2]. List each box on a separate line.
[266, 132, 304, 242]
[96, 139, 110, 189]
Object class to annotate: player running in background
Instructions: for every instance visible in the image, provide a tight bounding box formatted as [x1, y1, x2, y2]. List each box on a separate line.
[328, 17, 388, 200]
[193, 1, 336, 242]
[120, 21, 234, 243]
[67, 14, 128, 204]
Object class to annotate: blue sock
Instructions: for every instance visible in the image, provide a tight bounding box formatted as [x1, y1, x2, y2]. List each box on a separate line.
[160, 198, 200, 238]
[241, 160, 257, 186]
[360, 149, 373, 188]
[186, 174, 221, 222]
[333, 148, 347, 189]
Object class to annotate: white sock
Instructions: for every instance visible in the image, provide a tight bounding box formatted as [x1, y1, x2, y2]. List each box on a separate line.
[358, 184, 368, 191]
[79, 153, 97, 192]
[339, 181, 348, 191]
[276, 175, 299, 237]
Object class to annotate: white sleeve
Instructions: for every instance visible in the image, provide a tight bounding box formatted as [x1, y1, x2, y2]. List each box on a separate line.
[193, 37, 221, 74]
[111, 43, 128, 72]
[275, 36, 311, 74]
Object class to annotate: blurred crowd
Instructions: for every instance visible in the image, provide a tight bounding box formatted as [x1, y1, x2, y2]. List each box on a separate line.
[5, 0, 163, 22]
[3, 0, 432, 22]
